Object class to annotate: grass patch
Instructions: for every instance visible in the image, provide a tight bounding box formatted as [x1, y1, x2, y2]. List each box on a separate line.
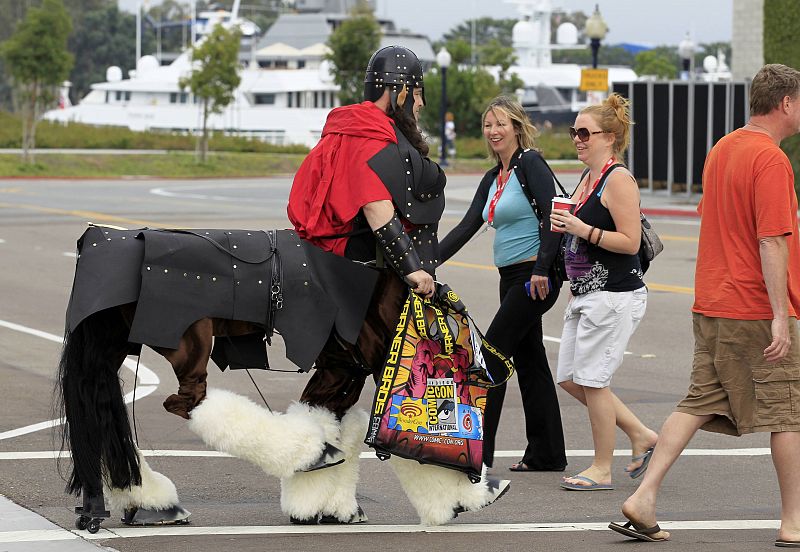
[0, 152, 307, 178]
[0, 111, 310, 154]
[0, 152, 580, 178]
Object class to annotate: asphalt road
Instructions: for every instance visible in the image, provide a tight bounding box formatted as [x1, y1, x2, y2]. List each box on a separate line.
[0, 174, 783, 552]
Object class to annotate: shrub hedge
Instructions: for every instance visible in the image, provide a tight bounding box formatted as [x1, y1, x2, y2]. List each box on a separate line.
[0, 111, 309, 154]
[764, 0, 800, 185]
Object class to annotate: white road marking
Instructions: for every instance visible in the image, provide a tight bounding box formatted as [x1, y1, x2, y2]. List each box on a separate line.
[0, 319, 159, 440]
[150, 185, 288, 204]
[0, 448, 773, 461]
[0, 238, 5, 244]
[0, 519, 783, 543]
[66, 519, 781, 540]
[62, 251, 76, 258]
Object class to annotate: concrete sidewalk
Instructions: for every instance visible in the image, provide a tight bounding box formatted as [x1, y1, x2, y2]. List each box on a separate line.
[639, 190, 701, 218]
[0, 495, 111, 551]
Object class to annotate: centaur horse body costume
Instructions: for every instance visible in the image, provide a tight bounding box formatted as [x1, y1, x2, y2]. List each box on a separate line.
[58, 45, 509, 533]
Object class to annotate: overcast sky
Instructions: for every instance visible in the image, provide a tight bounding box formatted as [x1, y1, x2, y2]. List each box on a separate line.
[377, 0, 732, 46]
[118, 0, 733, 47]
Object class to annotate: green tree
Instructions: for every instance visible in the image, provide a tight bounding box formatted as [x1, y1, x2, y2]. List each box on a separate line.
[634, 50, 677, 79]
[420, 66, 505, 141]
[0, 0, 106, 110]
[1, 0, 73, 162]
[551, 44, 636, 67]
[179, 24, 242, 162]
[68, 5, 153, 104]
[764, 0, 800, 180]
[325, 1, 381, 105]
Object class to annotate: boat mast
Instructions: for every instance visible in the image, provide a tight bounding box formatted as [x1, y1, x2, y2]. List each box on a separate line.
[136, 0, 142, 66]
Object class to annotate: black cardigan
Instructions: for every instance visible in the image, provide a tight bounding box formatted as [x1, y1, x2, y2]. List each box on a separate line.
[438, 148, 563, 278]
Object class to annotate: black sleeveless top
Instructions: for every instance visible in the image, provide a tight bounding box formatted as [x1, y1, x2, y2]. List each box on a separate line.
[564, 167, 645, 295]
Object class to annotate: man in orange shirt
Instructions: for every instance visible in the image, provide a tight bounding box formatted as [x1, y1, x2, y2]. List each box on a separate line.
[610, 64, 800, 546]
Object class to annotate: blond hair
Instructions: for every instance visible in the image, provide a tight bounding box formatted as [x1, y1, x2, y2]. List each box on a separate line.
[750, 64, 800, 116]
[482, 96, 539, 164]
[580, 92, 632, 157]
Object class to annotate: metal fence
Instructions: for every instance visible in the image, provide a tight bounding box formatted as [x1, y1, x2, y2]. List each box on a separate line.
[612, 80, 750, 195]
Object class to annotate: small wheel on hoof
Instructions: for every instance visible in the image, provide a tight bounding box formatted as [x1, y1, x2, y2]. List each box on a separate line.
[86, 519, 101, 534]
[75, 516, 89, 530]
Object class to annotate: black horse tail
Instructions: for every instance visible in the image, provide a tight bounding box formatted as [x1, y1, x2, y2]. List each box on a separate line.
[56, 307, 141, 496]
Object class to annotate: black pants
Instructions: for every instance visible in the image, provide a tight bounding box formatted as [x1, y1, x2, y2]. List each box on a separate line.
[482, 261, 567, 469]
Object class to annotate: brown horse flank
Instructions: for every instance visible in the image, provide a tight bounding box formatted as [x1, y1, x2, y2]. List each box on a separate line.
[58, 225, 508, 533]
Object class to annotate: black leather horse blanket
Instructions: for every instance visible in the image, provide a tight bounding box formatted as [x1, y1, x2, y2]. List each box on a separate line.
[65, 226, 379, 371]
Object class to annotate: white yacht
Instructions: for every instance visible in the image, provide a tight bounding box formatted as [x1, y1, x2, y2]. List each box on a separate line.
[45, 0, 433, 148]
[45, 2, 345, 147]
[507, 0, 637, 126]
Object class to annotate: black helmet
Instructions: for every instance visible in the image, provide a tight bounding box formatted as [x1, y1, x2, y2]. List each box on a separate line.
[364, 45, 425, 117]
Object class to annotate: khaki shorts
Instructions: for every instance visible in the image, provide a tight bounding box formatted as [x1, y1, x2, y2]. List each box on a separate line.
[676, 313, 800, 435]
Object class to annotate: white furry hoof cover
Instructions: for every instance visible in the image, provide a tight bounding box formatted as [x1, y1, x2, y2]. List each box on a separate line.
[105, 451, 181, 513]
[188, 389, 332, 478]
[320, 504, 368, 524]
[121, 505, 191, 526]
[290, 505, 368, 525]
[389, 459, 512, 526]
[280, 407, 367, 524]
[301, 443, 346, 472]
[453, 477, 510, 517]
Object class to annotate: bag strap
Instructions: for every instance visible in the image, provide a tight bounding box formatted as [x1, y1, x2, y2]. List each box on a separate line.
[512, 150, 568, 223]
[409, 292, 455, 355]
[412, 287, 513, 388]
[463, 311, 515, 388]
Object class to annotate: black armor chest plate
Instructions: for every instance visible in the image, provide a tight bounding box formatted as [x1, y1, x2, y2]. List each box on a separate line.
[364, 126, 446, 272]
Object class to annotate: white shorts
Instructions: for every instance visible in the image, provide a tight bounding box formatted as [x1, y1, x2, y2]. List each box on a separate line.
[556, 288, 647, 388]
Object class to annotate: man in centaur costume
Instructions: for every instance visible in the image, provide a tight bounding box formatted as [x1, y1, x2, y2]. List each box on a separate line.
[58, 46, 508, 531]
[280, 45, 511, 526]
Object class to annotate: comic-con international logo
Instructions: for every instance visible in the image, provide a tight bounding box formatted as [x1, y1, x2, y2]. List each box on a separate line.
[462, 411, 473, 432]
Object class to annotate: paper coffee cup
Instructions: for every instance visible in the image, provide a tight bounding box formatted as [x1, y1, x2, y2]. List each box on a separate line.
[551, 197, 576, 232]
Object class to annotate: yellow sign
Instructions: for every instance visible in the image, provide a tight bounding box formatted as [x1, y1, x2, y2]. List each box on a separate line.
[580, 68, 609, 92]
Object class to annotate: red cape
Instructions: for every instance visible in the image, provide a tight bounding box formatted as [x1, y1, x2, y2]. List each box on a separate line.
[287, 101, 396, 256]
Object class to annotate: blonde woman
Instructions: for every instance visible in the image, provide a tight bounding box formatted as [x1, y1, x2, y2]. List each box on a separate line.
[550, 93, 658, 491]
[439, 96, 567, 472]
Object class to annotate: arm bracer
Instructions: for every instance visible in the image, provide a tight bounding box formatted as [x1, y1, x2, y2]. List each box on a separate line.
[373, 214, 423, 277]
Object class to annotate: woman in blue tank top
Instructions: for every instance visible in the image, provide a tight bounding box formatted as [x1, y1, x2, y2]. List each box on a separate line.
[439, 96, 567, 472]
[550, 93, 658, 491]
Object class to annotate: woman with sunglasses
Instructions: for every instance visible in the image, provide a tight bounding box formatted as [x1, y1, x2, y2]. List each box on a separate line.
[550, 93, 658, 491]
[439, 96, 567, 472]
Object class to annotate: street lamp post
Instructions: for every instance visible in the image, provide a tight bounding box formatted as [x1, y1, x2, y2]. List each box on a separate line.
[585, 4, 608, 69]
[436, 47, 452, 166]
[678, 32, 695, 81]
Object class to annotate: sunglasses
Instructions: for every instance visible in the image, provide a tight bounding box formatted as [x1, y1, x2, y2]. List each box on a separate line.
[569, 127, 612, 142]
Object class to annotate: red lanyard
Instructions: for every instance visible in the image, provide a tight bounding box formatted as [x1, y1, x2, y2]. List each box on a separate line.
[487, 167, 512, 225]
[574, 158, 616, 214]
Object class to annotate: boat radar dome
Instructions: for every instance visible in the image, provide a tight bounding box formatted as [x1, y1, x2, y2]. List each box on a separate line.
[106, 66, 123, 83]
[136, 55, 160, 77]
[556, 22, 579, 46]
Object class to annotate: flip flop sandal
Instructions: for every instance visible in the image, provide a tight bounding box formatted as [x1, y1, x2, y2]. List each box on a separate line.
[626, 446, 655, 479]
[609, 520, 668, 542]
[560, 475, 613, 491]
[776, 540, 800, 548]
